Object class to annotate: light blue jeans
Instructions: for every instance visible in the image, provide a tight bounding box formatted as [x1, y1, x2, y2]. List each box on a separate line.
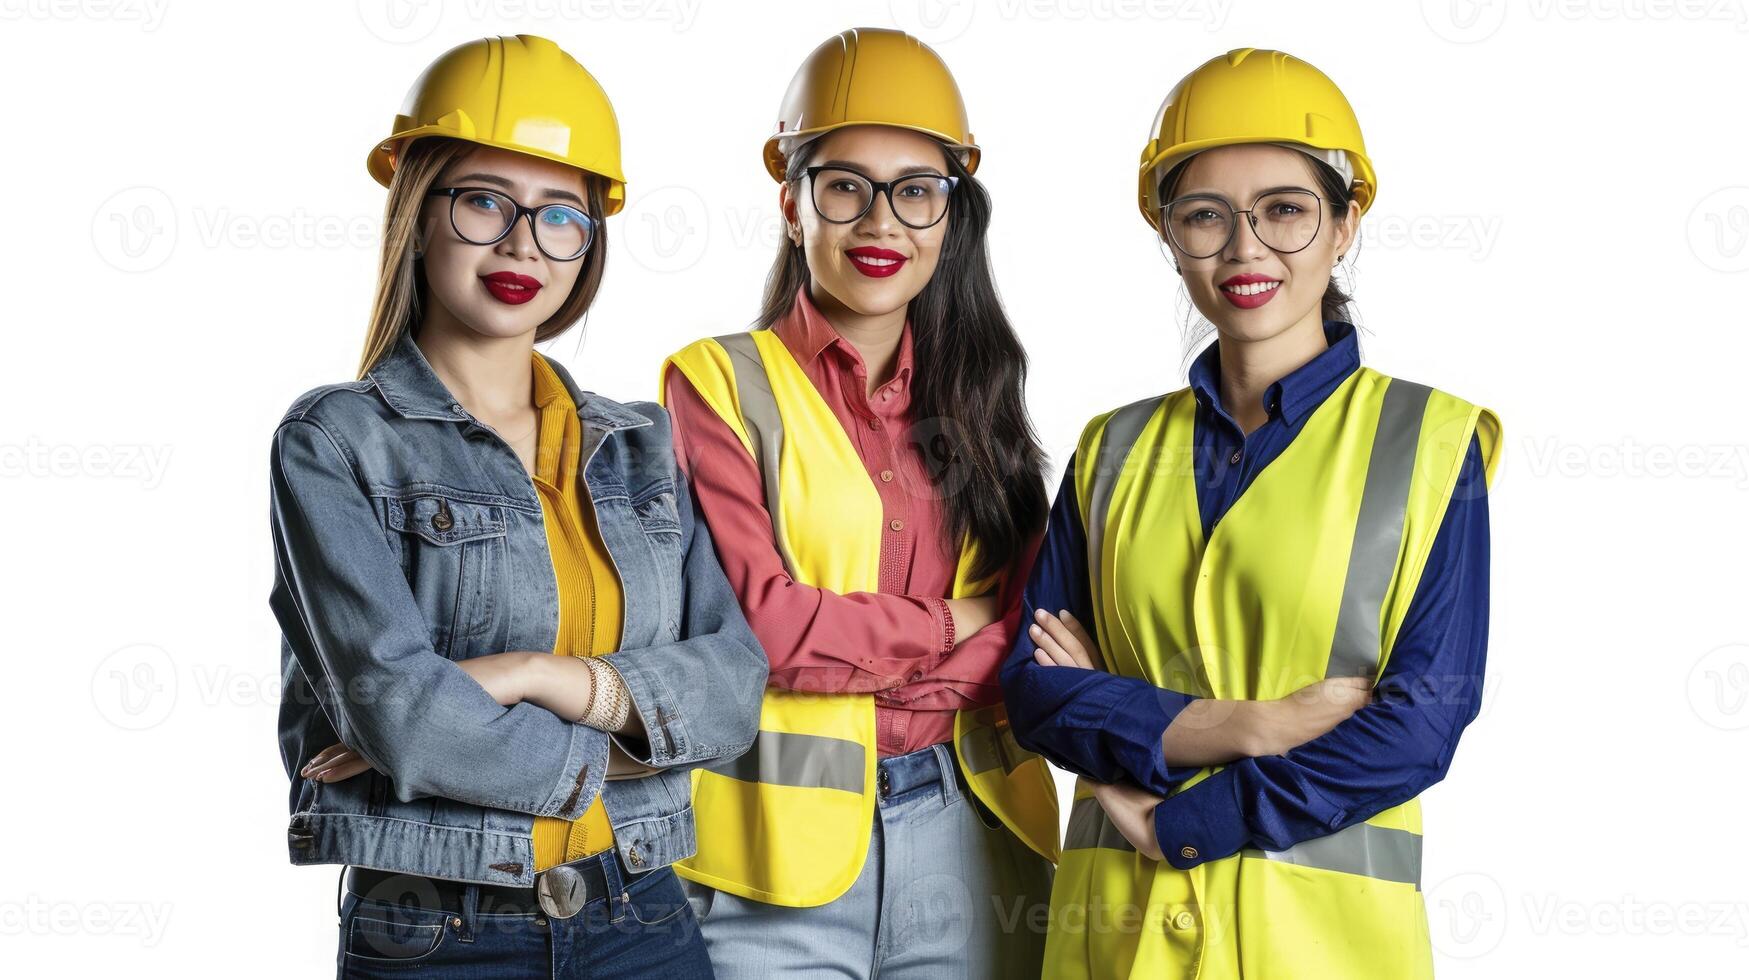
[679, 742, 1052, 979]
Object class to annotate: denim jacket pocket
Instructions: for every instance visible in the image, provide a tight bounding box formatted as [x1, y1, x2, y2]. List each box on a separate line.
[382, 488, 509, 657]
[628, 483, 684, 639]
[629, 483, 682, 538]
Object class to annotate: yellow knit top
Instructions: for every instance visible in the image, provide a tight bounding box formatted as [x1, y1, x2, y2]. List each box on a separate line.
[529, 352, 621, 869]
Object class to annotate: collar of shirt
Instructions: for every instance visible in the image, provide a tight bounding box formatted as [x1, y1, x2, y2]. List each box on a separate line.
[774, 284, 916, 404]
[530, 352, 579, 490]
[1187, 320, 1360, 428]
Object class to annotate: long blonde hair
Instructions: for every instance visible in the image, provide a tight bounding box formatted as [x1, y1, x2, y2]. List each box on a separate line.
[355, 136, 610, 378]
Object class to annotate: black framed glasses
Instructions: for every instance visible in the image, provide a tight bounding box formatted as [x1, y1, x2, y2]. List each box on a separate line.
[803, 165, 959, 229]
[427, 187, 595, 261]
[1160, 189, 1324, 259]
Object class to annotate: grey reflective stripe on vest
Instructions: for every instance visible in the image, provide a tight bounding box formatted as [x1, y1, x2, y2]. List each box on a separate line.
[1068, 797, 1421, 888]
[713, 332, 803, 580]
[703, 730, 866, 794]
[1260, 378, 1431, 886]
[1063, 795, 1136, 852]
[1324, 379, 1433, 679]
[1083, 396, 1167, 581]
[957, 722, 1038, 776]
[1242, 821, 1423, 888]
[706, 334, 866, 797]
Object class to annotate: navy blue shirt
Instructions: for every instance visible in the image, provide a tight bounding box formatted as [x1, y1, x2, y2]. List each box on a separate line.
[999, 322, 1490, 871]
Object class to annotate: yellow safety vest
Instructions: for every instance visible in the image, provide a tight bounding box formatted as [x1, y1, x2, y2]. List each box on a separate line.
[1047, 367, 1500, 979]
[660, 330, 1061, 907]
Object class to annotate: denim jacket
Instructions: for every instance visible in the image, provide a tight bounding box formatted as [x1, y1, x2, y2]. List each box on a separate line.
[269, 331, 767, 886]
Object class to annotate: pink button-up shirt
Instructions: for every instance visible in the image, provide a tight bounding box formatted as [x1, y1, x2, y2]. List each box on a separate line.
[664, 286, 1035, 757]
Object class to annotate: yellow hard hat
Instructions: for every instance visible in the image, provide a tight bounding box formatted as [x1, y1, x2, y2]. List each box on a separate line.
[367, 34, 626, 216]
[763, 27, 978, 182]
[1138, 47, 1376, 232]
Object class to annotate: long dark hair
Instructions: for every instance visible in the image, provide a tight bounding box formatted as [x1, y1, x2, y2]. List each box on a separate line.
[757, 144, 1047, 585]
[1158, 151, 1357, 325]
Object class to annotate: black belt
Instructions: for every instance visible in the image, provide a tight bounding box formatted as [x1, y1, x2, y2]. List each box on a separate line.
[344, 849, 635, 920]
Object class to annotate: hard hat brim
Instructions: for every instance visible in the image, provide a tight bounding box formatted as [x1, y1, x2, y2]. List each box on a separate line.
[762, 122, 980, 182]
[1138, 135, 1377, 231]
[368, 129, 627, 217]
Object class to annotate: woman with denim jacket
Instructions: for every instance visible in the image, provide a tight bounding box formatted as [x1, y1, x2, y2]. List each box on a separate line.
[268, 35, 765, 978]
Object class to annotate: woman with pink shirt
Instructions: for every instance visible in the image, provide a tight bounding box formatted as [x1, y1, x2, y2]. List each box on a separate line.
[656, 27, 1057, 980]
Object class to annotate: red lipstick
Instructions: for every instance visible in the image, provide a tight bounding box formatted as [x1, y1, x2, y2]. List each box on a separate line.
[481, 271, 543, 305]
[846, 246, 908, 279]
[1219, 272, 1281, 310]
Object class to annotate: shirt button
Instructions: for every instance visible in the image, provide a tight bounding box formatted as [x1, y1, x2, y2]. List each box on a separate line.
[1172, 910, 1196, 930]
[889, 519, 904, 532]
[1228, 449, 1241, 465]
[880, 469, 894, 482]
[909, 670, 923, 682]
[1180, 845, 1199, 860]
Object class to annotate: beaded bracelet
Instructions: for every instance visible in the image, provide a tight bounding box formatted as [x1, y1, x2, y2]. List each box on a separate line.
[580, 656, 631, 732]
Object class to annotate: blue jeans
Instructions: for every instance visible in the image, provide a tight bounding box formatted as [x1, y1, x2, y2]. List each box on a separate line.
[680, 742, 1053, 979]
[335, 851, 714, 978]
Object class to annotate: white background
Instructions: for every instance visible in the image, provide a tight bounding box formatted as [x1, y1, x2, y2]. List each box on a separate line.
[4, 0, 1747, 975]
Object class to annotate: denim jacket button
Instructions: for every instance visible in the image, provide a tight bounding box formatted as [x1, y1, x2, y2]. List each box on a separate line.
[628, 844, 645, 867]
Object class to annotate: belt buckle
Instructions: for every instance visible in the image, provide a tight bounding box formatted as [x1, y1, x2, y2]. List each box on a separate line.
[535, 863, 590, 920]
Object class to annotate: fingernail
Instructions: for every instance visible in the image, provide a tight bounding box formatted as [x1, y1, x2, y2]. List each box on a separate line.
[1033, 608, 1047, 620]
[1029, 625, 1043, 635]
[1058, 609, 1070, 619]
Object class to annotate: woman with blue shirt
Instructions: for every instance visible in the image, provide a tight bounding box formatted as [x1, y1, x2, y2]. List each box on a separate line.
[999, 48, 1500, 978]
